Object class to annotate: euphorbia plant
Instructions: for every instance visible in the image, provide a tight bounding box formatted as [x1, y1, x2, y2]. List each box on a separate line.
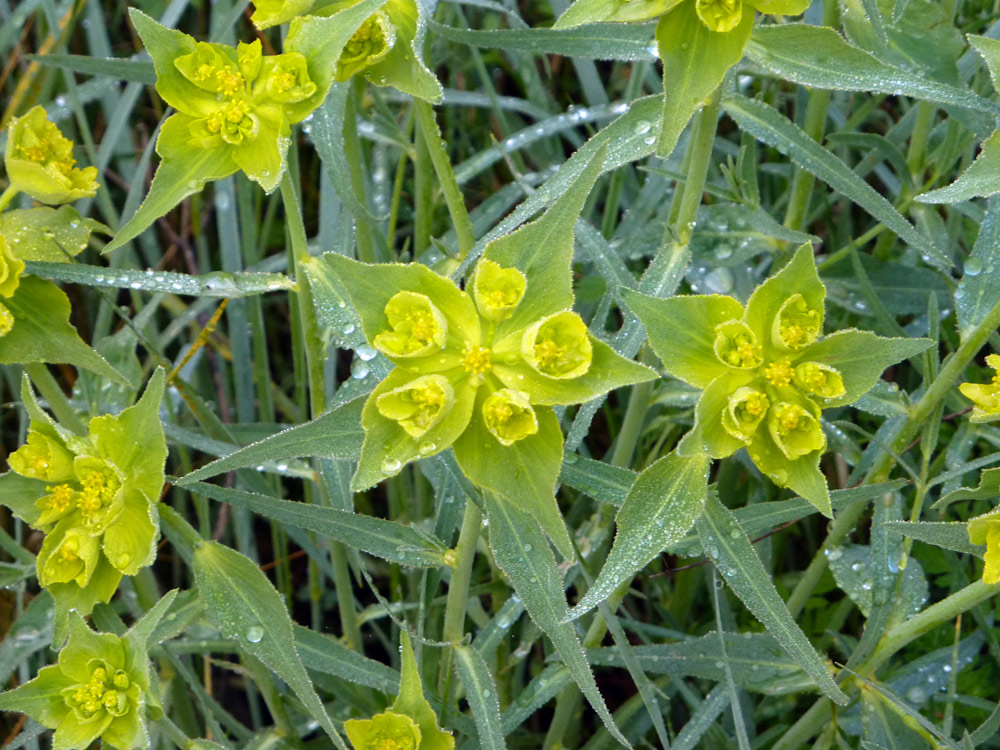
[553, 0, 809, 157]
[959, 353, 1000, 423]
[0, 370, 166, 640]
[0, 594, 175, 750]
[626, 245, 931, 515]
[318, 152, 654, 556]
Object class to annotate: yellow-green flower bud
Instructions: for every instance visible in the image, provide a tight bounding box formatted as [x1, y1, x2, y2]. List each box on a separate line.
[374, 291, 448, 358]
[472, 259, 526, 321]
[376, 374, 454, 437]
[721, 387, 769, 443]
[175, 42, 247, 96]
[767, 402, 826, 460]
[345, 710, 422, 750]
[521, 310, 592, 379]
[483, 389, 538, 446]
[238, 39, 264, 82]
[5, 106, 98, 205]
[39, 525, 98, 587]
[774, 293, 821, 351]
[0, 232, 24, 299]
[969, 510, 1000, 584]
[262, 53, 317, 103]
[793, 361, 845, 400]
[713, 319, 762, 369]
[959, 353, 1000, 423]
[0, 300, 11, 338]
[695, 0, 743, 32]
[337, 11, 395, 81]
[8, 430, 75, 482]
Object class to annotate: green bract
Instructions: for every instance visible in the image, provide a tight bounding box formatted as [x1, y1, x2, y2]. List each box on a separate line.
[959, 353, 1000, 423]
[554, 0, 809, 157]
[969, 508, 1000, 585]
[626, 245, 932, 516]
[250, 0, 443, 101]
[322, 151, 654, 557]
[0, 371, 167, 639]
[5, 106, 99, 205]
[0, 599, 173, 750]
[345, 632, 453, 750]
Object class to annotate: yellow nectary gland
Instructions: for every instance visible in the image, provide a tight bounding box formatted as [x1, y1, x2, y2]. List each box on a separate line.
[775, 293, 821, 350]
[376, 375, 454, 437]
[483, 389, 538, 446]
[66, 665, 131, 719]
[374, 292, 448, 358]
[522, 311, 592, 379]
[695, 0, 743, 32]
[793, 361, 845, 400]
[764, 359, 794, 388]
[713, 320, 762, 369]
[461, 346, 493, 375]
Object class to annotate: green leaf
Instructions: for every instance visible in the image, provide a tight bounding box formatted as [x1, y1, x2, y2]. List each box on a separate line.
[623, 290, 745, 388]
[0, 276, 129, 385]
[0, 207, 109, 262]
[828, 543, 928, 619]
[799, 330, 932, 408]
[696, 492, 848, 705]
[483, 144, 606, 338]
[455, 399, 574, 560]
[24, 261, 294, 297]
[568, 451, 709, 618]
[103, 116, 237, 255]
[559, 455, 635, 508]
[429, 21, 657, 62]
[126, 9, 200, 112]
[933, 467, 1000, 512]
[187, 481, 449, 567]
[0, 471, 45, 526]
[917, 130, 1000, 204]
[394, 632, 454, 750]
[176, 397, 365, 485]
[655, 1, 751, 159]
[363, 0, 443, 102]
[193, 541, 350, 750]
[554, 0, 680, 28]
[721, 93, 948, 266]
[294, 624, 399, 694]
[955, 199, 1000, 342]
[884, 521, 984, 558]
[482, 491, 630, 747]
[453, 645, 505, 750]
[746, 24, 998, 115]
[970, 35, 1000, 94]
[743, 243, 825, 344]
[25, 53, 156, 83]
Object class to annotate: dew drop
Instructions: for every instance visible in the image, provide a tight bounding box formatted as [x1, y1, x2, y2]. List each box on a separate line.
[633, 120, 652, 136]
[350, 359, 370, 379]
[419, 441, 437, 456]
[246, 626, 264, 643]
[965, 257, 983, 276]
[381, 457, 402, 475]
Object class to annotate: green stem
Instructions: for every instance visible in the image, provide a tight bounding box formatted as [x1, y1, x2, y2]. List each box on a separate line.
[23, 363, 88, 434]
[672, 87, 722, 244]
[0, 185, 18, 213]
[156, 716, 195, 749]
[345, 82, 376, 263]
[415, 99, 476, 259]
[437, 499, 483, 700]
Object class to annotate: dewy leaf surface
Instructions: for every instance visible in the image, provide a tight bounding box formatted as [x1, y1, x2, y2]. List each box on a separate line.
[569, 451, 709, 618]
[696, 492, 848, 705]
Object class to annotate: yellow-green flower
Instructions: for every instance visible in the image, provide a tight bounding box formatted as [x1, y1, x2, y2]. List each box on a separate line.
[959, 354, 1000, 423]
[969, 509, 1000, 584]
[5, 106, 98, 205]
[625, 245, 932, 516]
[0, 231, 24, 299]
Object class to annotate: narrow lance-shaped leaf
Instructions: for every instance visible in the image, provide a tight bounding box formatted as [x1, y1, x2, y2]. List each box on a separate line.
[453, 645, 506, 750]
[917, 130, 1000, 204]
[482, 491, 631, 747]
[696, 492, 848, 705]
[193, 540, 351, 750]
[567, 451, 709, 619]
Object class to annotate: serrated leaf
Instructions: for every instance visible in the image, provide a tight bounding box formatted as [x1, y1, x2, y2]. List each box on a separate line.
[568, 451, 708, 618]
[696, 492, 848, 705]
[0, 276, 129, 385]
[187, 481, 448, 567]
[193, 541, 349, 750]
[746, 25, 997, 114]
[482, 491, 630, 747]
[721, 93, 947, 266]
[454, 645, 506, 750]
[176, 397, 365, 484]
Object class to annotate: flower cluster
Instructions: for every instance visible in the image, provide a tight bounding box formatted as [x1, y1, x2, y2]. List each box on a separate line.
[0, 601, 173, 750]
[626, 245, 930, 515]
[959, 353, 1000, 423]
[0, 371, 166, 633]
[5, 105, 99, 205]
